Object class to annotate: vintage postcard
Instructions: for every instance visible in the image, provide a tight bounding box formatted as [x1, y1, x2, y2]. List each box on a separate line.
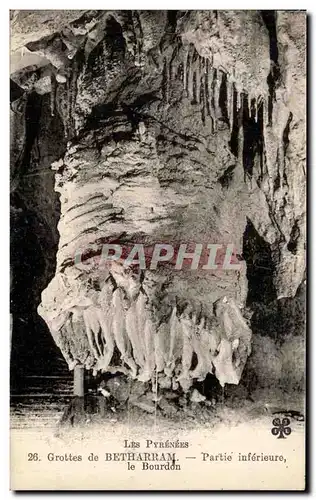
[10, 9, 306, 490]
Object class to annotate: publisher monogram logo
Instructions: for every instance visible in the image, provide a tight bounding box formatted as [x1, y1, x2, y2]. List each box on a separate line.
[271, 418, 292, 439]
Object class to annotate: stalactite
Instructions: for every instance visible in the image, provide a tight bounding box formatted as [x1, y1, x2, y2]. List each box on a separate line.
[41, 276, 252, 388]
[250, 97, 256, 121]
[211, 68, 218, 132]
[135, 291, 146, 333]
[255, 97, 259, 122]
[227, 77, 232, 132]
[65, 75, 70, 138]
[162, 57, 169, 103]
[213, 337, 239, 387]
[112, 288, 135, 376]
[154, 324, 167, 373]
[165, 306, 178, 376]
[192, 71, 197, 104]
[262, 98, 267, 129]
[200, 75, 205, 125]
[186, 46, 194, 97]
[238, 92, 244, 168]
[140, 317, 155, 382]
[247, 94, 252, 119]
[228, 83, 239, 157]
[132, 10, 143, 67]
[169, 53, 175, 84]
[237, 89, 241, 113]
[96, 308, 115, 371]
[183, 46, 188, 92]
[70, 56, 79, 137]
[83, 308, 101, 360]
[196, 56, 201, 105]
[54, 322, 76, 369]
[219, 70, 229, 125]
[204, 58, 211, 118]
[92, 308, 104, 358]
[242, 91, 250, 180]
[190, 317, 209, 380]
[188, 48, 199, 104]
[177, 314, 193, 391]
[126, 302, 145, 369]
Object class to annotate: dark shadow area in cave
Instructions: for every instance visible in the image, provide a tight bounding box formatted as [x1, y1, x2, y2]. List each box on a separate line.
[242, 94, 264, 181]
[242, 218, 277, 306]
[228, 84, 239, 157]
[10, 94, 69, 397]
[261, 10, 281, 126]
[242, 218, 305, 346]
[10, 79, 24, 103]
[10, 203, 66, 388]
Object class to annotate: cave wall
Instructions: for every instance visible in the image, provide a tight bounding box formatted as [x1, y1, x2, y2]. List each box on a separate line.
[10, 89, 67, 379]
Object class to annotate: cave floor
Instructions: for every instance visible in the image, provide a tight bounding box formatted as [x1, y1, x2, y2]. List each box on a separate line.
[10, 387, 304, 431]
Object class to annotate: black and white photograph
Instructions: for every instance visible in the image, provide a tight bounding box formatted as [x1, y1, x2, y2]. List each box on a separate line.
[9, 8, 306, 490]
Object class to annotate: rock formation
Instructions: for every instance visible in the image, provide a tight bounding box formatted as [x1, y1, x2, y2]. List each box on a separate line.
[10, 11, 306, 398]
